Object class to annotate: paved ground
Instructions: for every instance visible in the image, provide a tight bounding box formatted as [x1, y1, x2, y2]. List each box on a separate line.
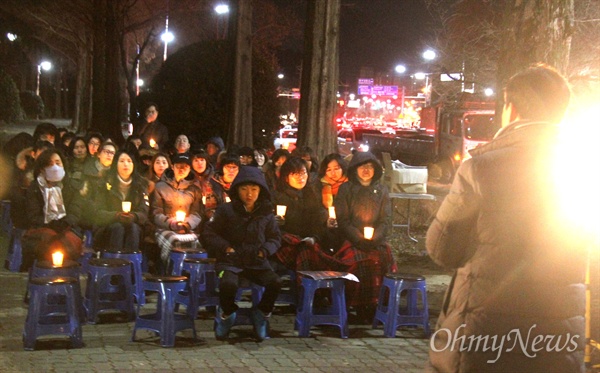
[0, 233, 440, 373]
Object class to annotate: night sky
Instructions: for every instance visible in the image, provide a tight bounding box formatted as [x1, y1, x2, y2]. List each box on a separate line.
[276, 0, 437, 88]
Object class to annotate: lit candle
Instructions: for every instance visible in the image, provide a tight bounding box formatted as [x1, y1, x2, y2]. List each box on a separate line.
[225, 196, 231, 203]
[175, 210, 186, 222]
[364, 227, 374, 240]
[276, 205, 287, 216]
[52, 251, 64, 267]
[328, 206, 336, 219]
[149, 138, 156, 148]
[202, 195, 207, 205]
[122, 201, 131, 213]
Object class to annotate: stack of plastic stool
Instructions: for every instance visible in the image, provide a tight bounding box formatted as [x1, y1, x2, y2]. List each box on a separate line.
[295, 271, 350, 338]
[372, 272, 430, 337]
[23, 276, 84, 350]
[84, 258, 135, 324]
[132, 274, 196, 347]
[5, 227, 25, 272]
[168, 248, 207, 276]
[102, 249, 145, 305]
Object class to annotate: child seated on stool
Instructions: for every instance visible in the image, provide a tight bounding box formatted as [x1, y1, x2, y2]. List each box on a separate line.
[202, 166, 282, 342]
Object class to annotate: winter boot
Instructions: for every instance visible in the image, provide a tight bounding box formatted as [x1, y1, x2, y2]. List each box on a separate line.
[251, 308, 270, 342]
[214, 307, 236, 341]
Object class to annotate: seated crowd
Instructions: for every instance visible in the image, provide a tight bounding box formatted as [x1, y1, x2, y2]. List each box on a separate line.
[3, 121, 396, 340]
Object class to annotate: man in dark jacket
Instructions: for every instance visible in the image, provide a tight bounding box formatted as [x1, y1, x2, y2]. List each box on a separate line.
[202, 166, 282, 342]
[426, 64, 587, 372]
[133, 103, 169, 150]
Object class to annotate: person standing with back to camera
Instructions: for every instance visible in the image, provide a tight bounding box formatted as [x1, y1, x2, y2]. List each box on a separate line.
[426, 64, 588, 372]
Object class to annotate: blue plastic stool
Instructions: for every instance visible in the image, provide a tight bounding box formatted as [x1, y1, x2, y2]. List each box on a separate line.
[23, 276, 84, 350]
[1, 199, 11, 234]
[102, 250, 145, 305]
[295, 271, 349, 338]
[276, 269, 297, 307]
[84, 258, 135, 324]
[132, 275, 197, 347]
[296, 271, 349, 338]
[5, 227, 25, 272]
[31, 259, 81, 280]
[232, 279, 265, 327]
[372, 273, 430, 338]
[178, 257, 218, 318]
[168, 248, 207, 276]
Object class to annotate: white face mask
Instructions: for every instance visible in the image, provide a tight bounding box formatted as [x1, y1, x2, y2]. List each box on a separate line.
[45, 164, 65, 182]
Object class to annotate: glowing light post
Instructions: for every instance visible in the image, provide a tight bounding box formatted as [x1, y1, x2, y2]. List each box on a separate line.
[36, 60, 52, 96]
[161, 0, 174, 62]
[422, 49, 436, 105]
[395, 64, 407, 119]
[214, 4, 230, 40]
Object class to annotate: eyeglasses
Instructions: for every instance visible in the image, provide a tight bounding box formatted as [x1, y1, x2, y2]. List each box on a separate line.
[89, 142, 101, 147]
[290, 171, 308, 179]
[102, 149, 115, 156]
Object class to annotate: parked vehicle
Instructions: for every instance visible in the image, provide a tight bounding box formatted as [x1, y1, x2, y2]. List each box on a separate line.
[273, 127, 297, 151]
[363, 98, 498, 183]
[337, 128, 383, 156]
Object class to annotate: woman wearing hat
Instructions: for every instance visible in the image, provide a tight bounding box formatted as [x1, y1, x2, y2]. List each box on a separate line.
[150, 153, 203, 264]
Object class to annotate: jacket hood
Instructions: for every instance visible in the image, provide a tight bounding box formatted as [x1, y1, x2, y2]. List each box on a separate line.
[230, 165, 271, 202]
[206, 136, 224, 151]
[347, 151, 383, 184]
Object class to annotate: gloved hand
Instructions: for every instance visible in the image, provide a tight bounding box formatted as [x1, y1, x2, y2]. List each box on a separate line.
[301, 237, 316, 246]
[274, 215, 285, 226]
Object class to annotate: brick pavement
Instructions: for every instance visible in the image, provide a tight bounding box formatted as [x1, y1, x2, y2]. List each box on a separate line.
[0, 234, 438, 373]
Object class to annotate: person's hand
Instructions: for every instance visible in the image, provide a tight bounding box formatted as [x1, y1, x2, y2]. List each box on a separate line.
[274, 215, 285, 226]
[358, 238, 377, 251]
[301, 237, 316, 246]
[169, 220, 185, 232]
[117, 212, 135, 225]
[327, 218, 338, 229]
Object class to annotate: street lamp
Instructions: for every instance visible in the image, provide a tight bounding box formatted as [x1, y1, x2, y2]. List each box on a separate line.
[277, 73, 284, 80]
[161, 27, 174, 62]
[395, 64, 407, 74]
[214, 3, 230, 39]
[36, 61, 52, 96]
[423, 49, 436, 61]
[6, 33, 17, 42]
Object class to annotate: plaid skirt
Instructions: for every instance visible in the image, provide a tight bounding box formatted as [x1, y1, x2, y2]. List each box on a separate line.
[274, 233, 395, 307]
[155, 229, 200, 261]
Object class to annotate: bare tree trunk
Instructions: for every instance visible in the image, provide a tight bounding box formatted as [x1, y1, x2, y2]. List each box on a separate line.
[73, 49, 88, 132]
[92, 0, 107, 129]
[297, 0, 340, 161]
[227, 0, 253, 148]
[103, 1, 124, 144]
[54, 66, 62, 119]
[496, 0, 574, 115]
